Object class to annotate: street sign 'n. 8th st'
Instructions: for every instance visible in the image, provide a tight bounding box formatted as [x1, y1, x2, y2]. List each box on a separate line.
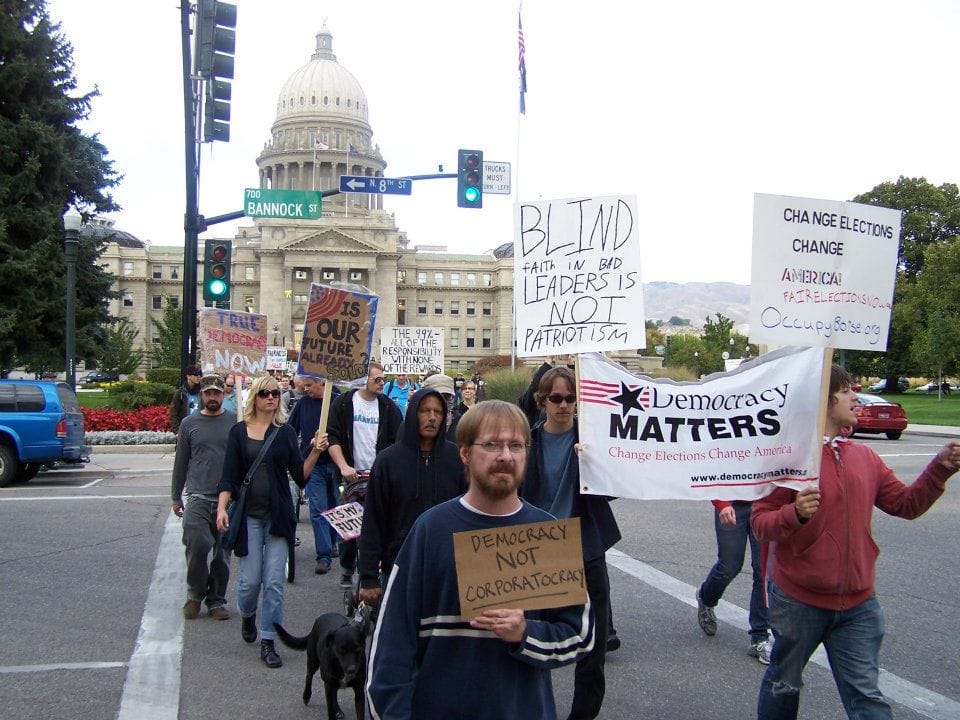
[244, 188, 322, 219]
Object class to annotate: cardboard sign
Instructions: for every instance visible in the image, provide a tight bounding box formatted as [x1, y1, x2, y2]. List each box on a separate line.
[380, 326, 444, 375]
[452, 518, 586, 618]
[749, 193, 901, 351]
[577, 348, 825, 500]
[321, 502, 364, 541]
[513, 194, 645, 356]
[266, 346, 287, 371]
[298, 283, 379, 382]
[198, 309, 268, 376]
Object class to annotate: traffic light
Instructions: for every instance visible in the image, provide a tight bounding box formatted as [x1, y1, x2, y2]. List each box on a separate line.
[197, 0, 237, 142]
[457, 149, 483, 209]
[203, 240, 232, 302]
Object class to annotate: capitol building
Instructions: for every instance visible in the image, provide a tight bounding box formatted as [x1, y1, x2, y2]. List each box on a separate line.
[92, 26, 649, 374]
[94, 26, 515, 374]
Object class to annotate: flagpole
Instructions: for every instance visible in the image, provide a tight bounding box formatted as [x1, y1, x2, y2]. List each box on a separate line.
[512, 3, 526, 372]
[345, 144, 350, 218]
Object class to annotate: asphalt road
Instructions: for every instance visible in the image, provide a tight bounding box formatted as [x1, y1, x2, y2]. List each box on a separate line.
[0, 433, 957, 719]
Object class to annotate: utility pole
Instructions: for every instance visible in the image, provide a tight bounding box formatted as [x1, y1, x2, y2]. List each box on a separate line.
[179, 1, 200, 381]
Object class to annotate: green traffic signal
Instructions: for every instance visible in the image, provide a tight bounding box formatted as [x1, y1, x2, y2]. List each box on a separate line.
[457, 149, 483, 209]
[203, 240, 232, 302]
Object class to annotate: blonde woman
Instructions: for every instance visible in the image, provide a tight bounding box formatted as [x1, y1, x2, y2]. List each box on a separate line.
[449, 379, 478, 437]
[216, 374, 327, 668]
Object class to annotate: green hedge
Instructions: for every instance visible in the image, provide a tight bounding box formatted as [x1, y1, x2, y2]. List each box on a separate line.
[107, 380, 177, 410]
[146, 367, 181, 387]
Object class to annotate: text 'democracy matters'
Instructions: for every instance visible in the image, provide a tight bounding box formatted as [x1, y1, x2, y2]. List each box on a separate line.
[514, 195, 645, 357]
[749, 194, 901, 351]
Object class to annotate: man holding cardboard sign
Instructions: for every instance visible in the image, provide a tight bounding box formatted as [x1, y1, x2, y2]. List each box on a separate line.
[367, 401, 593, 720]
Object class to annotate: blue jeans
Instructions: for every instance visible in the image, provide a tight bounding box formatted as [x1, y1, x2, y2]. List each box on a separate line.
[699, 502, 769, 642]
[757, 583, 890, 720]
[236, 516, 287, 641]
[306, 463, 339, 562]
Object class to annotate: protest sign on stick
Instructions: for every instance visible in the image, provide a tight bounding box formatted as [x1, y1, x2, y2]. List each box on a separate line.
[513, 194, 644, 357]
[749, 193, 901, 351]
[198, 309, 268, 376]
[380, 326, 443, 375]
[577, 348, 825, 501]
[452, 518, 586, 619]
[298, 283, 380, 434]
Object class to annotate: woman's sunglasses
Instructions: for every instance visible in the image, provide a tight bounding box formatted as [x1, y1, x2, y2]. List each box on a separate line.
[257, 388, 282, 399]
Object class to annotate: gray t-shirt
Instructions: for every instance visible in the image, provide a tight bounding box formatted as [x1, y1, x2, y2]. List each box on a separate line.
[536, 426, 576, 520]
[171, 411, 237, 500]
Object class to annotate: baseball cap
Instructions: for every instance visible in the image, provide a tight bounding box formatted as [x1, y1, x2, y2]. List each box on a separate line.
[200, 374, 225, 392]
[423, 373, 455, 397]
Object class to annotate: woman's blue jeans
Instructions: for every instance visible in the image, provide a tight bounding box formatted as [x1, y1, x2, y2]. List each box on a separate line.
[236, 516, 287, 641]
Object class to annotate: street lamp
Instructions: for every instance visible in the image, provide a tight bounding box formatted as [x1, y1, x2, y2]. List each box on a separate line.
[729, 337, 736, 359]
[63, 209, 82, 388]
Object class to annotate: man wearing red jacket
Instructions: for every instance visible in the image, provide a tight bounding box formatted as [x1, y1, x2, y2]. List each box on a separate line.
[752, 364, 960, 719]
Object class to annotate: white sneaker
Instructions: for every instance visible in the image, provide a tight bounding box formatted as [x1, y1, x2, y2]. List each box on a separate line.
[748, 638, 772, 665]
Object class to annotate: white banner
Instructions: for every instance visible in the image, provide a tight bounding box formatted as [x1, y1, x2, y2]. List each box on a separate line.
[578, 348, 825, 500]
[380, 326, 444, 375]
[266, 346, 287, 371]
[749, 193, 901, 351]
[513, 194, 645, 357]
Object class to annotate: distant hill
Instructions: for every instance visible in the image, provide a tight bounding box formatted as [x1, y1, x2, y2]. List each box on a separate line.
[643, 281, 750, 329]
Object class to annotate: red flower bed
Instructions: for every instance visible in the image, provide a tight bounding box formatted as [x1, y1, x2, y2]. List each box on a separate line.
[81, 405, 170, 432]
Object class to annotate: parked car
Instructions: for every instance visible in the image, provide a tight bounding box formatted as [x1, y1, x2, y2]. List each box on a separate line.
[79, 370, 120, 384]
[917, 381, 958, 393]
[0, 380, 91, 486]
[851, 393, 908, 440]
[866, 378, 909, 393]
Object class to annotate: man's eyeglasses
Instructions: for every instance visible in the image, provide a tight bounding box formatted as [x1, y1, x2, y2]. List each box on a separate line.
[473, 441, 528, 455]
[546, 394, 576, 405]
[257, 389, 282, 399]
[371, 376, 386, 384]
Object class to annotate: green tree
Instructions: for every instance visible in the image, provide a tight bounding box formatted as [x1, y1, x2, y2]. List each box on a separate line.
[847, 177, 960, 391]
[95, 318, 145, 376]
[151, 301, 183, 368]
[908, 241, 960, 379]
[0, 1, 119, 373]
[664, 333, 705, 375]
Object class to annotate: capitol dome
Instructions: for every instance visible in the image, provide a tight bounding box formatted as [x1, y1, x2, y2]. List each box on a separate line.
[275, 27, 368, 123]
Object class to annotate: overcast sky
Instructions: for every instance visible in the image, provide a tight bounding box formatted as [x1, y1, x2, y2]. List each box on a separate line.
[47, 0, 960, 285]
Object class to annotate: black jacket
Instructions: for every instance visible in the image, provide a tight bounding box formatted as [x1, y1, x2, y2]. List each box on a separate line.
[327, 389, 403, 481]
[216, 422, 306, 556]
[357, 388, 466, 589]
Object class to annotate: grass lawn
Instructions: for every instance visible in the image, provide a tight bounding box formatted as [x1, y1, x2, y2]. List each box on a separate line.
[879, 392, 960, 426]
[76, 390, 112, 409]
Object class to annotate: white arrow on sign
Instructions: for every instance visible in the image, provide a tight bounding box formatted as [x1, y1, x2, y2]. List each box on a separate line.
[346, 178, 367, 191]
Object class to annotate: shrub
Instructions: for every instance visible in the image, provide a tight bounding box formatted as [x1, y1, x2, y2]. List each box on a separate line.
[482, 367, 533, 403]
[473, 354, 513, 375]
[146, 367, 181, 387]
[108, 381, 177, 410]
[86, 431, 175, 445]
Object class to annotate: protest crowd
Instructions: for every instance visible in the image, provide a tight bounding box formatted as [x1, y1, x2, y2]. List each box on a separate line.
[169, 354, 960, 720]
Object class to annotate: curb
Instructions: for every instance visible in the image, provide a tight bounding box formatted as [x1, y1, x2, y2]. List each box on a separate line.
[91, 445, 176, 455]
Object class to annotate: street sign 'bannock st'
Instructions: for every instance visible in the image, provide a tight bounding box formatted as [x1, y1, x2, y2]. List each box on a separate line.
[243, 188, 322, 219]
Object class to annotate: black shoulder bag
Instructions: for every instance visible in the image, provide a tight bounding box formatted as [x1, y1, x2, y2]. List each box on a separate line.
[222, 426, 279, 553]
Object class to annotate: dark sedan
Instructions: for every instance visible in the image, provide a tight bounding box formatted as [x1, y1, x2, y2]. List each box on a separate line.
[852, 393, 907, 440]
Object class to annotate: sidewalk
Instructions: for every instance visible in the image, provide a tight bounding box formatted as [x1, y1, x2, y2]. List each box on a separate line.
[905, 424, 960, 438]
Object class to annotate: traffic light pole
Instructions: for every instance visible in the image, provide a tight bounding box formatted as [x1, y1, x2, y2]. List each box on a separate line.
[180, 1, 200, 382]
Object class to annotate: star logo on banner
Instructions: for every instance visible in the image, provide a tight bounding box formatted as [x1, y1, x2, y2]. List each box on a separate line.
[611, 381, 650, 416]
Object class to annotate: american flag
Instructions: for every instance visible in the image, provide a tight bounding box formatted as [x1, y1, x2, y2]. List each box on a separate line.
[315, 138, 329, 150]
[518, 12, 527, 114]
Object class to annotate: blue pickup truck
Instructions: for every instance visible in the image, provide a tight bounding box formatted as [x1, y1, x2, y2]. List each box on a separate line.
[0, 380, 91, 486]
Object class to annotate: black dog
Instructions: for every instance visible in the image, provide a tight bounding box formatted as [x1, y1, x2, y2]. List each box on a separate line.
[275, 613, 367, 720]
